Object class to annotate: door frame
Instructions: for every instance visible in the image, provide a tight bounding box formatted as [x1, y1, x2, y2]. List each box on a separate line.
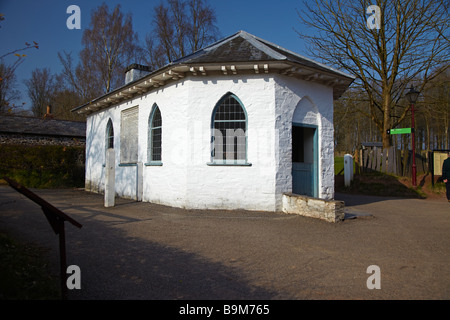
[292, 122, 319, 198]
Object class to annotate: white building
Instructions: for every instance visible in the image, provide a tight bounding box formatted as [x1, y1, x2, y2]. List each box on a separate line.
[73, 31, 354, 212]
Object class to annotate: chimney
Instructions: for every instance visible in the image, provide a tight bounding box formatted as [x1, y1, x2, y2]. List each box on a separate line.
[125, 64, 151, 85]
[44, 104, 54, 119]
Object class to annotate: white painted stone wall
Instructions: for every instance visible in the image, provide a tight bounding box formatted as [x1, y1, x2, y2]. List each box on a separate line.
[84, 72, 335, 211]
[274, 75, 335, 207]
[182, 75, 277, 211]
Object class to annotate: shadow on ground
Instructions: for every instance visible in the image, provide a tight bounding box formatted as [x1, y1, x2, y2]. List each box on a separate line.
[0, 187, 280, 300]
[335, 173, 425, 201]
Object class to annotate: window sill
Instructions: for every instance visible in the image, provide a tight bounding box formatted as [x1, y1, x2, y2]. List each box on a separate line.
[145, 162, 163, 166]
[118, 163, 137, 167]
[207, 162, 252, 167]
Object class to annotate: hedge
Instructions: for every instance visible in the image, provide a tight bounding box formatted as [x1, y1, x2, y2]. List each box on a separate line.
[0, 145, 85, 188]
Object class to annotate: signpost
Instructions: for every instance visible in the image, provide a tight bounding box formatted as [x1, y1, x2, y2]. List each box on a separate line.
[387, 126, 417, 186]
[387, 128, 413, 135]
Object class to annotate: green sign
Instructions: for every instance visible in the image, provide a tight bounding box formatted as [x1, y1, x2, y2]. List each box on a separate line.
[387, 128, 413, 135]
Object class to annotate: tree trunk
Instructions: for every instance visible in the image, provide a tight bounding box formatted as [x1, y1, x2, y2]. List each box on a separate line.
[382, 92, 392, 149]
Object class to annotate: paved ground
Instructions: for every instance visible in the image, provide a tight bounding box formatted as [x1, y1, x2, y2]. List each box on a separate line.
[0, 186, 448, 300]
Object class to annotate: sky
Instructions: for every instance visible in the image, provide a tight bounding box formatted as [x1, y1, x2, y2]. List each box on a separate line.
[0, 0, 314, 110]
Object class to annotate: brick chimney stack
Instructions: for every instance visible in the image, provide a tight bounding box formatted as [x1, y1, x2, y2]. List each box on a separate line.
[44, 105, 54, 119]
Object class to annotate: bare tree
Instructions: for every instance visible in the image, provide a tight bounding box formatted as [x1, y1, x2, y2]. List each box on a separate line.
[186, 0, 219, 52]
[0, 14, 39, 113]
[59, 3, 139, 101]
[296, 0, 449, 148]
[82, 3, 139, 92]
[145, 0, 219, 68]
[51, 88, 84, 121]
[24, 68, 55, 117]
[422, 67, 450, 149]
[0, 62, 20, 113]
[58, 51, 101, 103]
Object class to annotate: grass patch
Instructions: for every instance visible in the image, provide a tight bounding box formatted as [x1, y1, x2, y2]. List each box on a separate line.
[0, 232, 60, 300]
[335, 156, 356, 175]
[431, 182, 446, 194]
[335, 156, 344, 175]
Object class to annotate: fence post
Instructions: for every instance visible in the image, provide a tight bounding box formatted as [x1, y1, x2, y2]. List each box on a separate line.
[344, 154, 354, 187]
[136, 162, 143, 202]
[105, 148, 115, 207]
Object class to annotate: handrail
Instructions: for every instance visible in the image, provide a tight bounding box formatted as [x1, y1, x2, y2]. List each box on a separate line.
[3, 176, 82, 300]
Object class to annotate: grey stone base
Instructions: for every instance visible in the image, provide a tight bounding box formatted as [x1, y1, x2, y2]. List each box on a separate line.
[282, 193, 345, 223]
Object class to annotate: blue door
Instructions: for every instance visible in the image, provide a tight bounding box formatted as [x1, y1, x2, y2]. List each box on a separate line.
[292, 162, 313, 196]
[292, 124, 318, 197]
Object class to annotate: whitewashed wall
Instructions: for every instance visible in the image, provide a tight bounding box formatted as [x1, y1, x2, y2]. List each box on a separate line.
[274, 75, 335, 205]
[85, 73, 335, 211]
[181, 75, 277, 211]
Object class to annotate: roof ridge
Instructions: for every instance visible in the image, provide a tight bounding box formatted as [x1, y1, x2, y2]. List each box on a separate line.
[238, 30, 287, 61]
[172, 31, 243, 64]
[174, 30, 288, 64]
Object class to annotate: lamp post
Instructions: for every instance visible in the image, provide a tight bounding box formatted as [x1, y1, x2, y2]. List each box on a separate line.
[405, 86, 420, 187]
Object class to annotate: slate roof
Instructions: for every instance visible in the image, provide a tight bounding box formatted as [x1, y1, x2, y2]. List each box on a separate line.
[0, 115, 86, 138]
[73, 30, 355, 115]
[174, 31, 352, 77]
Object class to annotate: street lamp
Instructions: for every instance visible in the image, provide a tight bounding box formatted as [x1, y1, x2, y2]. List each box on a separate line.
[405, 86, 420, 187]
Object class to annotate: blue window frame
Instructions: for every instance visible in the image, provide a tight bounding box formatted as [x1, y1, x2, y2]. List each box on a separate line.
[209, 93, 250, 166]
[147, 105, 162, 165]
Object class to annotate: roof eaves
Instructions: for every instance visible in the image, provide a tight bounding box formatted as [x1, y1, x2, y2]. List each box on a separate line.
[250, 32, 355, 80]
[71, 62, 176, 114]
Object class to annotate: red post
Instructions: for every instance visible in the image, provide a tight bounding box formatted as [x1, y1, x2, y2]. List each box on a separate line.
[411, 102, 417, 187]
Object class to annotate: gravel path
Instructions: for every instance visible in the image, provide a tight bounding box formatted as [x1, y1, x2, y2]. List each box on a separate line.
[0, 186, 448, 300]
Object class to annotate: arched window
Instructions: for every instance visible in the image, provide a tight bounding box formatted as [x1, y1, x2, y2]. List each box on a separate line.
[148, 105, 162, 163]
[106, 119, 114, 150]
[211, 93, 248, 165]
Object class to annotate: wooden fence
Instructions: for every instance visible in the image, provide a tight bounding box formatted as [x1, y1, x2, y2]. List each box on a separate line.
[359, 147, 428, 177]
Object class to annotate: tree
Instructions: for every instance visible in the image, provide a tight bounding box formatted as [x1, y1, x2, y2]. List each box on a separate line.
[0, 13, 39, 113]
[0, 62, 20, 113]
[58, 50, 103, 103]
[50, 88, 84, 121]
[59, 3, 139, 101]
[422, 67, 450, 149]
[24, 68, 55, 117]
[145, 0, 219, 68]
[296, 0, 449, 148]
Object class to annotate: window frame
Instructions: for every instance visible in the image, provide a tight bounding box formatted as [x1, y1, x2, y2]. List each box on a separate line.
[208, 93, 251, 166]
[146, 104, 163, 166]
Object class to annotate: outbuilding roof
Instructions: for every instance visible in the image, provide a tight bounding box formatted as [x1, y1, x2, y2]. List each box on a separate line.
[0, 115, 86, 138]
[73, 30, 355, 115]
